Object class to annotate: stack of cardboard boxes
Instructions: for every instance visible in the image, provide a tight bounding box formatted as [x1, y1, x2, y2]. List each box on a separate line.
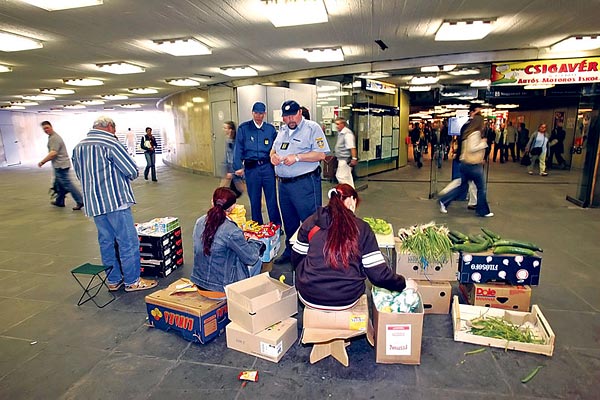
[137, 217, 184, 278]
[457, 251, 541, 311]
[224, 273, 299, 363]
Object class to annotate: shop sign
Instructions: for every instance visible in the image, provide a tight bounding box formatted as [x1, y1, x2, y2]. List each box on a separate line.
[365, 79, 396, 94]
[491, 57, 600, 86]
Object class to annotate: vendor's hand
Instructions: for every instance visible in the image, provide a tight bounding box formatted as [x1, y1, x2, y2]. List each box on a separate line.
[225, 172, 233, 179]
[283, 154, 296, 166]
[405, 279, 418, 291]
[234, 169, 244, 177]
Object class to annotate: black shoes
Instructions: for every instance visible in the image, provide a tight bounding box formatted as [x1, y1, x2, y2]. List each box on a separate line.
[51, 201, 65, 208]
[72, 203, 84, 211]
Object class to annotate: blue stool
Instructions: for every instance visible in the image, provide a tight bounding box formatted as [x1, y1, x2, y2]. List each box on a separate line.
[71, 263, 115, 308]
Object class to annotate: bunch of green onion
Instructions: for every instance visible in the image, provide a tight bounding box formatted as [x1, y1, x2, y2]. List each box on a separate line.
[397, 222, 453, 266]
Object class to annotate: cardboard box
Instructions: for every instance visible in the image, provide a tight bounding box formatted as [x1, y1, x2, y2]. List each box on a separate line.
[458, 251, 542, 286]
[395, 242, 458, 281]
[452, 296, 555, 356]
[226, 318, 298, 363]
[370, 292, 424, 364]
[140, 254, 183, 277]
[224, 272, 298, 334]
[145, 279, 228, 344]
[257, 227, 281, 262]
[416, 280, 452, 314]
[459, 283, 532, 311]
[303, 295, 369, 332]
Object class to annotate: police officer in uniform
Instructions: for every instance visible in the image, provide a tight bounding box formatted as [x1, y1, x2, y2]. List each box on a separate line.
[271, 100, 330, 264]
[233, 102, 282, 226]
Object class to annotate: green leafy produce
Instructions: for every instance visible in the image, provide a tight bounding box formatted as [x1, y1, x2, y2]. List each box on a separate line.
[363, 217, 392, 235]
[469, 316, 544, 344]
[397, 222, 453, 266]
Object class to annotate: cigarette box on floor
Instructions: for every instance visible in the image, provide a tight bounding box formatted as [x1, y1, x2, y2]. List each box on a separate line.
[416, 280, 452, 314]
[370, 291, 424, 365]
[458, 251, 542, 286]
[224, 272, 297, 334]
[145, 279, 228, 344]
[395, 242, 458, 281]
[226, 318, 298, 363]
[459, 282, 532, 311]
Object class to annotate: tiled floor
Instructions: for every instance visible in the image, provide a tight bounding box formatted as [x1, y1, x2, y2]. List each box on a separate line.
[0, 158, 598, 400]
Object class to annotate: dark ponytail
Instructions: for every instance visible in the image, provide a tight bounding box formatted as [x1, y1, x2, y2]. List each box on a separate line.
[325, 184, 361, 269]
[202, 187, 237, 255]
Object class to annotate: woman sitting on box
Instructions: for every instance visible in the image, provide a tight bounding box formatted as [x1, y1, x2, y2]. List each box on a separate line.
[191, 187, 265, 293]
[291, 183, 416, 309]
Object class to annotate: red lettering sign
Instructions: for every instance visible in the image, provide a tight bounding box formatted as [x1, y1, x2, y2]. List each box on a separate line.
[476, 287, 496, 297]
[163, 311, 194, 331]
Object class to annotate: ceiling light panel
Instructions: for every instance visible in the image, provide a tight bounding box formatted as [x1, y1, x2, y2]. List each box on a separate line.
[100, 94, 128, 100]
[0, 64, 12, 72]
[262, 0, 328, 27]
[524, 84, 555, 90]
[470, 79, 491, 87]
[409, 86, 431, 92]
[80, 99, 105, 105]
[551, 35, 600, 52]
[220, 66, 258, 77]
[11, 100, 38, 106]
[410, 76, 439, 85]
[128, 87, 158, 94]
[96, 62, 145, 74]
[449, 68, 480, 76]
[357, 72, 390, 79]
[153, 37, 211, 56]
[64, 78, 103, 86]
[0, 105, 26, 110]
[64, 104, 86, 109]
[303, 48, 344, 62]
[40, 88, 75, 95]
[0, 31, 43, 52]
[435, 19, 495, 41]
[166, 78, 201, 86]
[18, 0, 102, 11]
[22, 94, 54, 100]
[120, 103, 141, 109]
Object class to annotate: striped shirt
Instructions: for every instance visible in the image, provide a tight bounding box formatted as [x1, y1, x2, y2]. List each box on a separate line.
[72, 129, 139, 217]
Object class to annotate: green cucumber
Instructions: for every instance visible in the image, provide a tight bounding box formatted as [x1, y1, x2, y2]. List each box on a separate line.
[493, 246, 536, 256]
[493, 239, 543, 253]
[481, 227, 501, 241]
[449, 230, 469, 241]
[448, 233, 465, 244]
[467, 234, 484, 244]
[453, 239, 491, 253]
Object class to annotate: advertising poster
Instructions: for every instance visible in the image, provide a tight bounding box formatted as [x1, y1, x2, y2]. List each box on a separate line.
[491, 57, 600, 86]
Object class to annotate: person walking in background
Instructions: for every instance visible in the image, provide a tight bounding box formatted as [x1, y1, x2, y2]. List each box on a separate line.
[72, 116, 157, 292]
[548, 121, 566, 169]
[125, 128, 136, 157]
[484, 120, 495, 162]
[37, 121, 84, 211]
[233, 102, 281, 226]
[517, 122, 530, 160]
[506, 121, 518, 162]
[141, 127, 158, 181]
[271, 100, 330, 264]
[526, 123, 549, 176]
[333, 117, 358, 187]
[190, 187, 265, 293]
[494, 122, 507, 163]
[220, 121, 246, 197]
[409, 122, 423, 168]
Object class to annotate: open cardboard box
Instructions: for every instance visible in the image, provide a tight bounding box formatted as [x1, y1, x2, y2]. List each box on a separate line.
[226, 318, 298, 363]
[452, 295, 555, 356]
[225, 272, 297, 334]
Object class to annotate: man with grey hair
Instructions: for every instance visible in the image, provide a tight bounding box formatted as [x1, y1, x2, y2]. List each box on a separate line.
[333, 117, 357, 187]
[72, 116, 157, 292]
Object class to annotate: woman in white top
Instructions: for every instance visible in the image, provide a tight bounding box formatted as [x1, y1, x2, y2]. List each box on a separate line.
[525, 123, 549, 176]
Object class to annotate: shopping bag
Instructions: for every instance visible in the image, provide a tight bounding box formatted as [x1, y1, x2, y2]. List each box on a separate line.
[521, 153, 531, 166]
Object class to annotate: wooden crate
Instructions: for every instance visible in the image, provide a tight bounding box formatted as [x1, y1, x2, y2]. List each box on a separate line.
[451, 296, 555, 356]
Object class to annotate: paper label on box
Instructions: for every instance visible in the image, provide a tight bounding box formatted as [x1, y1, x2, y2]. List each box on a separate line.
[260, 341, 283, 357]
[349, 315, 367, 331]
[385, 324, 412, 355]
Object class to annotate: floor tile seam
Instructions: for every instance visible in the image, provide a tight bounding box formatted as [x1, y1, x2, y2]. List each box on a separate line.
[233, 357, 258, 400]
[0, 269, 69, 277]
[0, 295, 55, 304]
[561, 347, 599, 381]
[487, 346, 517, 397]
[0, 307, 56, 336]
[137, 341, 193, 400]
[565, 285, 600, 313]
[542, 308, 598, 315]
[0, 345, 47, 384]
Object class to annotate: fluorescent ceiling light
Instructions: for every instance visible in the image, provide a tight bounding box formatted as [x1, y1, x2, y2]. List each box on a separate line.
[303, 48, 344, 62]
[22, 94, 55, 100]
[357, 72, 390, 79]
[153, 37, 211, 56]
[0, 105, 26, 110]
[101, 94, 128, 100]
[18, 0, 102, 11]
[64, 104, 86, 109]
[435, 19, 495, 41]
[0, 64, 12, 72]
[0, 31, 43, 52]
[103, 107, 115, 111]
[64, 78, 103, 86]
[552, 35, 600, 52]
[262, 0, 328, 27]
[166, 78, 201, 86]
[119, 103, 142, 109]
[96, 62, 145, 74]
[11, 100, 38, 106]
[470, 79, 490, 87]
[420, 65, 456, 73]
[410, 76, 439, 85]
[317, 85, 340, 92]
[80, 100, 105, 105]
[40, 88, 75, 95]
[128, 87, 158, 94]
[449, 68, 480, 76]
[409, 86, 431, 92]
[220, 66, 258, 77]
[524, 84, 555, 90]
[445, 104, 469, 109]
[470, 99, 485, 104]
[496, 104, 519, 109]
[458, 96, 476, 100]
[441, 92, 461, 97]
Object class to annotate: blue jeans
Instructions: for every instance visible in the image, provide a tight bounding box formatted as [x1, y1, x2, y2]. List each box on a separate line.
[94, 208, 141, 286]
[440, 163, 491, 216]
[54, 168, 83, 206]
[278, 172, 322, 253]
[245, 163, 281, 225]
[144, 152, 156, 180]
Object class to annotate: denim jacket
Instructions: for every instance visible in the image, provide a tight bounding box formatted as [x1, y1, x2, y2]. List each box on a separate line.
[191, 215, 262, 292]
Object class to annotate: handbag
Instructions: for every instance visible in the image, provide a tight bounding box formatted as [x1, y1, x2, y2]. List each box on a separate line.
[530, 147, 542, 156]
[521, 153, 532, 166]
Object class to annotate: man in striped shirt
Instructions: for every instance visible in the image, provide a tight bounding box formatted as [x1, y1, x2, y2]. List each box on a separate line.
[72, 116, 157, 292]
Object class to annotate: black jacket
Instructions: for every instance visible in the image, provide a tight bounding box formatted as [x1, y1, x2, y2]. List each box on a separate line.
[291, 207, 406, 307]
[141, 134, 157, 153]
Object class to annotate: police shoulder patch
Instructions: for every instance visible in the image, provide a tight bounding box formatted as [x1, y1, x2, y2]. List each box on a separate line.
[316, 137, 325, 149]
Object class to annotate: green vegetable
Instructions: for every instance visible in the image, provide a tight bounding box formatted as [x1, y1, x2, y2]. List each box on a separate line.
[493, 239, 543, 253]
[398, 223, 453, 266]
[521, 366, 543, 383]
[493, 246, 536, 256]
[450, 230, 469, 241]
[469, 316, 544, 344]
[453, 239, 491, 253]
[481, 227, 501, 241]
[363, 217, 392, 235]
[467, 234, 485, 244]
[464, 348, 487, 356]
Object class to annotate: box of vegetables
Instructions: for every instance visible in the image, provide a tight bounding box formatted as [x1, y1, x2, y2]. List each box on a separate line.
[395, 223, 458, 281]
[452, 296, 555, 356]
[449, 228, 543, 286]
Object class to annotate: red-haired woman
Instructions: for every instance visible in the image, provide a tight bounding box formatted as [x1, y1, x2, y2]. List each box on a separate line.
[191, 187, 265, 293]
[291, 183, 415, 309]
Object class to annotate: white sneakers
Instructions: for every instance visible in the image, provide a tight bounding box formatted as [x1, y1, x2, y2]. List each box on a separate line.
[439, 201, 447, 214]
[483, 212, 494, 217]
